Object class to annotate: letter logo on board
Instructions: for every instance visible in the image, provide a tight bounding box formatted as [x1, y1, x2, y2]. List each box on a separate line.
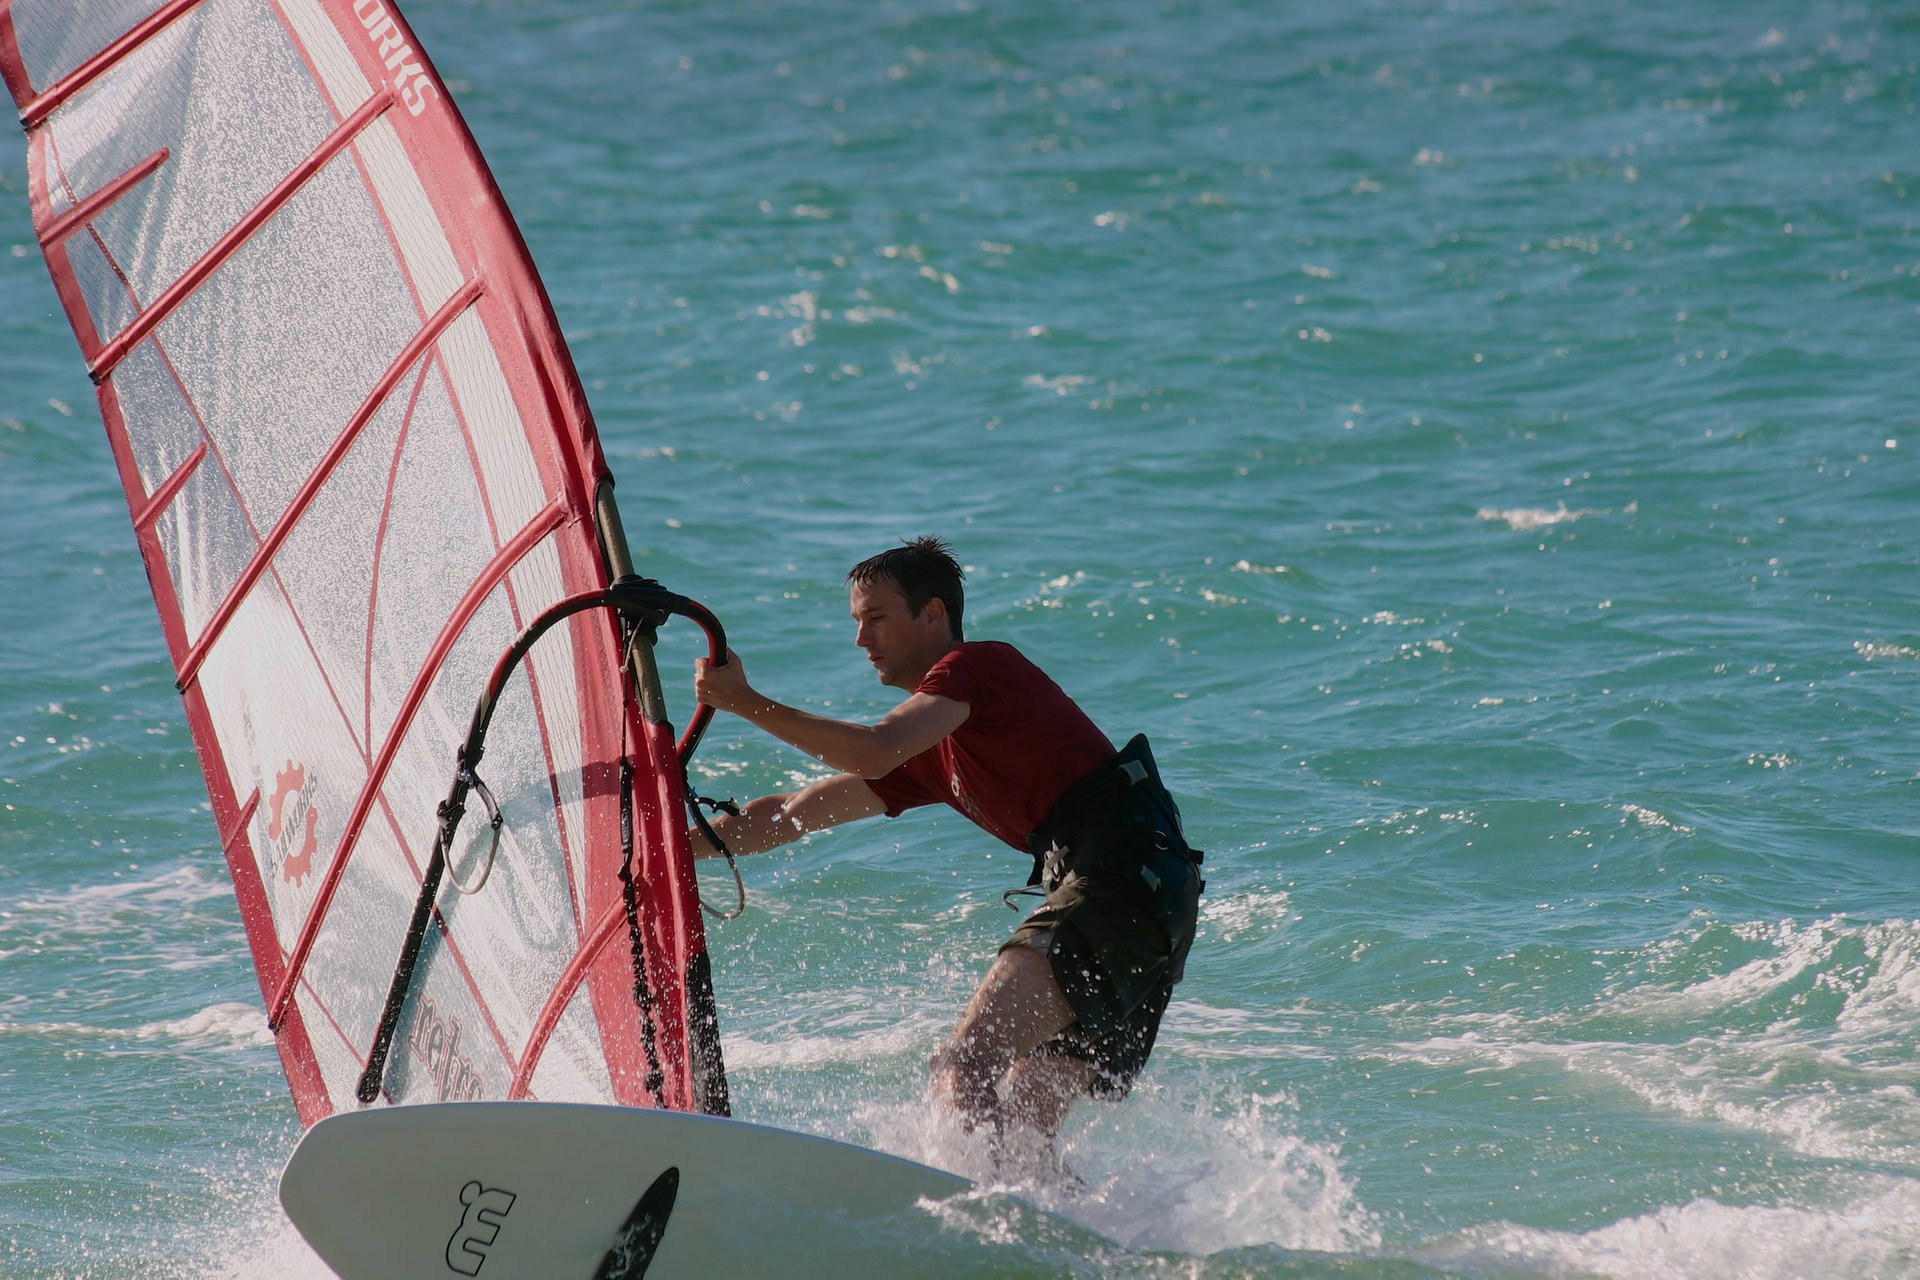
[445, 1181, 515, 1275]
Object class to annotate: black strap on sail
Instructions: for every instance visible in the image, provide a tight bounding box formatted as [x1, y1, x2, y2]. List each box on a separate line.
[356, 576, 732, 1108]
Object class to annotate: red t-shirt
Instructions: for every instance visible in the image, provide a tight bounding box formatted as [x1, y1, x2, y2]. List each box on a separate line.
[865, 641, 1113, 850]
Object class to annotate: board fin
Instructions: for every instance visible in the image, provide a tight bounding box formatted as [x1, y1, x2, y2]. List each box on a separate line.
[593, 1165, 679, 1280]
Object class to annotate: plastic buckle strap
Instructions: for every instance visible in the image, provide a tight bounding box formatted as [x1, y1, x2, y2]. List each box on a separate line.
[1042, 839, 1071, 889]
[445, 768, 503, 895]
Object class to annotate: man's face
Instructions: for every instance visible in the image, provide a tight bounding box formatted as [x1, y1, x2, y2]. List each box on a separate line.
[850, 577, 949, 690]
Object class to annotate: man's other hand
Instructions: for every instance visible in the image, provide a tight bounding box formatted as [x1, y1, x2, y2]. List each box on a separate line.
[694, 648, 758, 715]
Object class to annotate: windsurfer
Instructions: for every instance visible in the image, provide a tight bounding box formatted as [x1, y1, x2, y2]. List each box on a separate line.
[691, 537, 1202, 1153]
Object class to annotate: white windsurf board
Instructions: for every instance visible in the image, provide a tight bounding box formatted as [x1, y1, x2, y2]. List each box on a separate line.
[280, 1100, 1080, 1278]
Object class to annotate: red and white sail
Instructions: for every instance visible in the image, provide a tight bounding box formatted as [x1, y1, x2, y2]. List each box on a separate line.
[2, 0, 726, 1123]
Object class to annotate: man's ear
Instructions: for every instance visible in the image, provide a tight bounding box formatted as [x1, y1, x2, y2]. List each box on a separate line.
[921, 596, 948, 632]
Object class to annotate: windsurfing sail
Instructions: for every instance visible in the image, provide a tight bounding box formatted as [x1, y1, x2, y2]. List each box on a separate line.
[1, 0, 728, 1123]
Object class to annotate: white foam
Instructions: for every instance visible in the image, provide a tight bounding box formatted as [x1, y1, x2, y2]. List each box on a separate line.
[723, 1011, 947, 1071]
[129, 1001, 276, 1050]
[1608, 918, 1834, 1018]
[1201, 888, 1295, 941]
[1022, 372, 1092, 395]
[856, 1082, 1378, 1258]
[169, 1186, 333, 1280]
[1160, 1000, 1336, 1062]
[1836, 920, 1920, 1040]
[1375, 1028, 1920, 1166]
[1477, 502, 1596, 531]
[0, 1001, 273, 1051]
[7, 861, 232, 939]
[1063, 1087, 1378, 1256]
[1612, 917, 1920, 1041]
[1428, 1176, 1920, 1280]
[1371, 918, 1920, 1166]
[1619, 803, 1693, 833]
[1476, 500, 1638, 532]
[1584, 1042, 1914, 1163]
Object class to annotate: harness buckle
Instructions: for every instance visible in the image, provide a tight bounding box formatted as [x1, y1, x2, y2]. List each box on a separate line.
[1041, 839, 1070, 891]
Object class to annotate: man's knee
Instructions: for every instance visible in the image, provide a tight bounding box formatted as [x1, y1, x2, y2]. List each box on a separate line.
[1002, 1053, 1093, 1110]
[931, 1016, 1013, 1081]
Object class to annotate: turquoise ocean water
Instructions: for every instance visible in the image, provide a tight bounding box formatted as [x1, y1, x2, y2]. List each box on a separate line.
[4, 0, 1918, 1274]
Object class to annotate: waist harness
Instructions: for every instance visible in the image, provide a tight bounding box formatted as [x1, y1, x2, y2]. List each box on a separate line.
[1027, 735, 1205, 972]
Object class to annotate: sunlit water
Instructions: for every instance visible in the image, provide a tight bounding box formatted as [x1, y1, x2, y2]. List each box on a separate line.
[3, 0, 1918, 1275]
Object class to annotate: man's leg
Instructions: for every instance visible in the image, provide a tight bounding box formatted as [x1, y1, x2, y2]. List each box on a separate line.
[999, 1054, 1095, 1140]
[930, 941, 1077, 1131]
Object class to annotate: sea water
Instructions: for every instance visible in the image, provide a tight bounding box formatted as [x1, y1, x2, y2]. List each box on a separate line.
[3, 0, 1917, 1275]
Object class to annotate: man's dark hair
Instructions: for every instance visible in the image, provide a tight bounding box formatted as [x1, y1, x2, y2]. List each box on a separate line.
[847, 536, 965, 640]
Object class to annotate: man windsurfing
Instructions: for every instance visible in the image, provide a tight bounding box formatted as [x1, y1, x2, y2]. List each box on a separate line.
[691, 537, 1202, 1154]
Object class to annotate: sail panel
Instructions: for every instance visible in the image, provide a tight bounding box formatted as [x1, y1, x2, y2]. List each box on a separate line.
[8, 2, 176, 97]
[523, 980, 627, 1104]
[359, 115, 465, 339]
[4, 0, 724, 1122]
[34, 0, 343, 357]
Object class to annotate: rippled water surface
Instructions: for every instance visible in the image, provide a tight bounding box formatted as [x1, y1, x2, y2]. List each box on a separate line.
[3, 0, 1918, 1275]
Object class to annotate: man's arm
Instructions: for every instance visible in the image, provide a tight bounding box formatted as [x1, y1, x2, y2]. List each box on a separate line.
[691, 770, 888, 859]
[694, 651, 967, 778]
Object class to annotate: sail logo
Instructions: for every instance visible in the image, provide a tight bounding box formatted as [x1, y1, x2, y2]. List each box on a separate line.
[352, 0, 440, 117]
[445, 1181, 515, 1276]
[408, 995, 487, 1102]
[266, 761, 320, 885]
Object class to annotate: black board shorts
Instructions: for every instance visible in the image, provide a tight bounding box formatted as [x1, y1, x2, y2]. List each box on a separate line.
[1004, 865, 1197, 1099]
[1003, 733, 1204, 1099]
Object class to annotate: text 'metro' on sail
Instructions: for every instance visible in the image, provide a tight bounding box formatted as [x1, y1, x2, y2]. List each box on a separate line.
[1, 0, 729, 1122]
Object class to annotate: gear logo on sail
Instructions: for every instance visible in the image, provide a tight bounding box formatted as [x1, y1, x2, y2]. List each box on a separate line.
[267, 761, 321, 885]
